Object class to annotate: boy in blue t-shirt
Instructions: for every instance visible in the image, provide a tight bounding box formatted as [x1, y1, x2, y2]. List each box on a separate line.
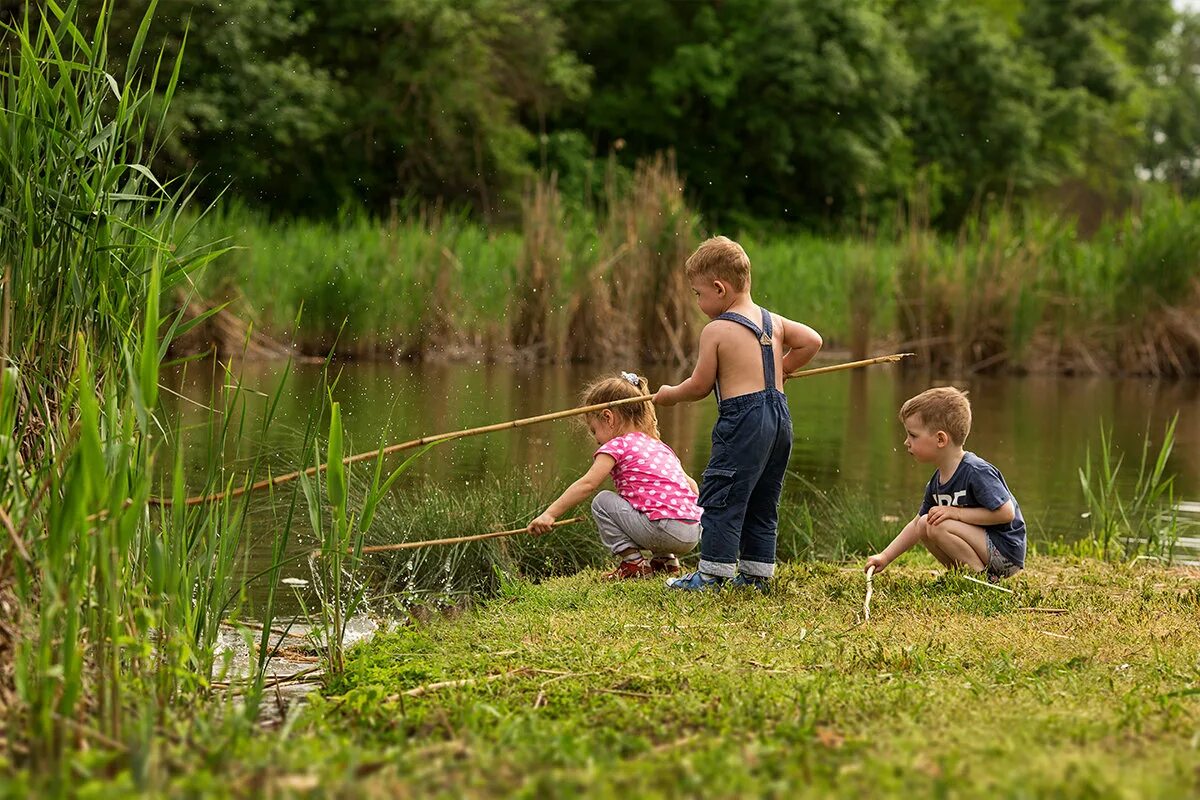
[866, 387, 1026, 581]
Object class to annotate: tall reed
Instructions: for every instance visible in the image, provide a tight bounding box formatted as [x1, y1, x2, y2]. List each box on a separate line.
[0, 5, 301, 788]
[172, 167, 1200, 375]
[568, 153, 701, 364]
[1078, 416, 1183, 561]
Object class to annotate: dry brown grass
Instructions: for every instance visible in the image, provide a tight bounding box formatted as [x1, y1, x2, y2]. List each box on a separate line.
[568, 153, 700, 365]
[512, 177, 567, 357]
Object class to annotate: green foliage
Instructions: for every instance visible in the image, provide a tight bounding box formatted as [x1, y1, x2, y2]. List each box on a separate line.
[0, 5, 312, 787]
[778, 478, 896, 562]
[187, 192, 1200, 374]
[1078, 415, 1185, 561]
[1143, 12, 1200, 194]
[561, 0, 916, 225]
[41, 0, 1200, 226]
[95, 0, 589, 216]
[1019, 0, 1176, 194]
[901, 4, 1069, 223]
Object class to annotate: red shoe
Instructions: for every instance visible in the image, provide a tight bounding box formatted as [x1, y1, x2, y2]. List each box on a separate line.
[602, 558, 652, 580]
[649, 556, 682, 576]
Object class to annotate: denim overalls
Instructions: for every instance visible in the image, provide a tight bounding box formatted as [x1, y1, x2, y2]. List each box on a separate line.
[697, 307, 793, 579]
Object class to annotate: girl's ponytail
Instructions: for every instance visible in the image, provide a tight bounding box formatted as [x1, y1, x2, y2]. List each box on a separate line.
[637, 376, 661, 439]
[580, 372, 660, 439]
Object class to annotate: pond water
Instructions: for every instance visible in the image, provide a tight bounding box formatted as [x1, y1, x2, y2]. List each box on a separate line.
[164, 361, 1200, 610]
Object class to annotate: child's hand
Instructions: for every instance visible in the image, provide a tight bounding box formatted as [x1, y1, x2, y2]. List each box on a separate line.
[684, 474, 698, 495]
[654, 385, 676, 406]
[528, 512, 556, 535]
[865, 554, 889, 574]
[926, 506, 959, 526]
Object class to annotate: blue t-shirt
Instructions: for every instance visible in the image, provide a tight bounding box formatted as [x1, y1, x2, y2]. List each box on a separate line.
[919, 451, 1026, 567]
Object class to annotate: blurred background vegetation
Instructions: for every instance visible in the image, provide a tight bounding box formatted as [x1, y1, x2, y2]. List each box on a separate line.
[5, 0, 1195, 230]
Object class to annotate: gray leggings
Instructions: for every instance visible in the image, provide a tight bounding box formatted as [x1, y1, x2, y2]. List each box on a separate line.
[591, 490, 701, 557]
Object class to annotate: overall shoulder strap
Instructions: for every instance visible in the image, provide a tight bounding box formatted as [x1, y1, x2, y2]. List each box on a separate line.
[713, 308, 776, 393]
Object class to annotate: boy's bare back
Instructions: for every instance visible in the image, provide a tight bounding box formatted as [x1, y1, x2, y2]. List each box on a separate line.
[688, 300, 823, 401]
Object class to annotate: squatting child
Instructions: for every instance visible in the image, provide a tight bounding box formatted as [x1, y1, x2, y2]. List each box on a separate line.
[655, 236, 823, 591]
[529, 372, 702, 579]
[865, 387, 1026, 580]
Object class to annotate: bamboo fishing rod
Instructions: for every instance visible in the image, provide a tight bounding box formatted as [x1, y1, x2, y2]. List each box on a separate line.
[347, 516, 583, 555]
[153, 351, 914, 508]
[784, 351, 913, 379]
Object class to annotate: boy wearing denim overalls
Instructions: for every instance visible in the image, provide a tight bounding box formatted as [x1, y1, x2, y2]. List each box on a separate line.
[655, 236, 823, 591]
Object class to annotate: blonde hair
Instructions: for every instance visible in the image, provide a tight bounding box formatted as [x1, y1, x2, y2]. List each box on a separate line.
[581, 373, 660, 439]
[684, 236, 751, 291]
[899, 387, 972, 446]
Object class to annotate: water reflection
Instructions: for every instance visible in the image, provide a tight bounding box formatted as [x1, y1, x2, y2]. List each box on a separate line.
[163, 361, 1199, 605]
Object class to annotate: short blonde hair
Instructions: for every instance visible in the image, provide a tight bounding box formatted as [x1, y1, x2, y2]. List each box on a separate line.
[685, 236, 751, 291]
[581, 373, 659, 439]
[899, 387, 972, 446]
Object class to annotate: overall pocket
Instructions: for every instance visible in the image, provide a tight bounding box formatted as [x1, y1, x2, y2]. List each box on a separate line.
[698, 467, 736, 509]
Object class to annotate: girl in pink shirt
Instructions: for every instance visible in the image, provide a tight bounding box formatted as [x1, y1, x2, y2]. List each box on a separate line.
[529, 372, 702, 579]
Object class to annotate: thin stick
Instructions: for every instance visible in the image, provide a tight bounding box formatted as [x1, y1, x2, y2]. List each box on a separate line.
[355, 516, 583, 555]
[388, 667, 530, 701]
[0, 504, 30, 563]
[863, 565, 875, 622]
[961, 573, 1014, 594]
[152, 394, 655, 507]
[155, 353, 914, 507]
[785, 352, 913, 380]
[1038, 630, 1073, 640]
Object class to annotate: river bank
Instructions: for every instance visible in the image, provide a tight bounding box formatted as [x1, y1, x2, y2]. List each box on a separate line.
[184, 190, 1200, 377]
[29, 556, 1198, 797]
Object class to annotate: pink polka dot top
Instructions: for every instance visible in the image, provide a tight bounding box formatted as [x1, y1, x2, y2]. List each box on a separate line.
[595, 431, 701, 522]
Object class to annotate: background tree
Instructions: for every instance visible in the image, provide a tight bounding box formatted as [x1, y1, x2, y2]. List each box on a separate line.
[17, 0, 1193, 227]
[898, 2, 1075, 224]
[557, 0, 915, 226]
[1143, 11, 1200, 194]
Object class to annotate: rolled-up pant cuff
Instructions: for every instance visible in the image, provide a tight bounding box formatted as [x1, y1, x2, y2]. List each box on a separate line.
[698, 559, 737, 578]
[738, 559, 775, 578]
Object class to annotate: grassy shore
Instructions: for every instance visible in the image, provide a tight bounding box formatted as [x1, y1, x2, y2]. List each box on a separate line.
[78, 556, 1195, 797]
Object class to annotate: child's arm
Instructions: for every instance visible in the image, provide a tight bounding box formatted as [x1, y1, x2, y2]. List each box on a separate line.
[927, 501, 1016, 528]
[779, 317, 823, 379]
[655, 324, 720, 406]
[865, 514, 923, 573]
[529, 454, 617, 534]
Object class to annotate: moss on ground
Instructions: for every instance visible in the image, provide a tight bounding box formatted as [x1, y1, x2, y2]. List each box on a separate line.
[283, 556, 1200, 798]
[51, 556, 1198, 797]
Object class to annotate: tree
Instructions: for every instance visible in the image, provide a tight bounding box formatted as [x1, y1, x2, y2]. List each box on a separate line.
[557, 0, 916, 226]
[282, 0, 589, 217]
[1018, 0, 1176, 194]
[1143, 12, 1200, 194]
[96, 0, 340, 209]
[900, 3, 1072, 223]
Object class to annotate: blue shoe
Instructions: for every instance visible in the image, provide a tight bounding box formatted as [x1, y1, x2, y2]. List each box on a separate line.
[665, 570, 728, 592]
[731, 573, 771, 593]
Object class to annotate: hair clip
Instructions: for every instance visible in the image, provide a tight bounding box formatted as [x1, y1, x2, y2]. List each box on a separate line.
[621, 371, 639, 386]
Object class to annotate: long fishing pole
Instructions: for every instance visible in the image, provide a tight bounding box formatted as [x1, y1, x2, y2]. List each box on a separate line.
[349, 516, 584, 555]
[153, 352, 914, 507]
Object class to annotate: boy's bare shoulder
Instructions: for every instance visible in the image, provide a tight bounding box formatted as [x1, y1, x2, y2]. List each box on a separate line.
[701, 318, 746, 338]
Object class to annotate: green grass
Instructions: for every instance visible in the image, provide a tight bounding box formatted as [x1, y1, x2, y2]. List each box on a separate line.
[49, 556, 1196, 797]
[190, 203, 524, 354]
[316, 557, 1200, 797]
